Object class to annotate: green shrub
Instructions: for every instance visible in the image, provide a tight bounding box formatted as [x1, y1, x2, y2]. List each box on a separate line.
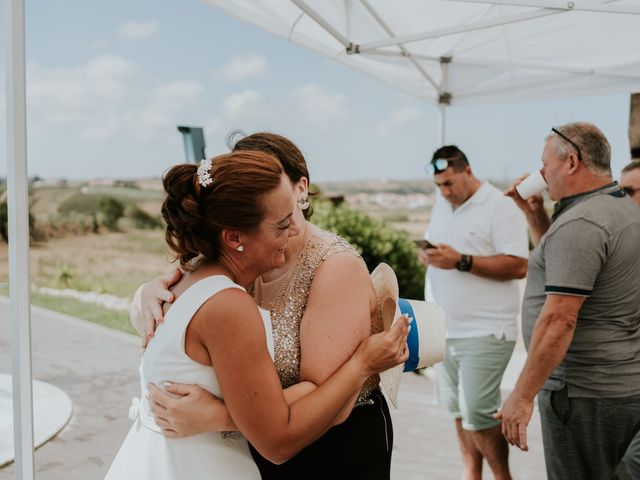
[0, 189, 44, 243]
[127, 206, 162, 230]
[100, 197, 125, 231]
[0, 198, 7, 242]
[312, 200, 426, 299]
[37, 212, 95, 239]
[58, 193, 106, 215]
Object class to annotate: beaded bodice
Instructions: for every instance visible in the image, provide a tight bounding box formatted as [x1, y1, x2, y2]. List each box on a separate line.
[250, 230, 382, 404]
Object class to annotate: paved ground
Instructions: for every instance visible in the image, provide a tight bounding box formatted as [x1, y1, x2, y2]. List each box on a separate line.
[0, 299, 139, 480]
[0, 298, 549, 479]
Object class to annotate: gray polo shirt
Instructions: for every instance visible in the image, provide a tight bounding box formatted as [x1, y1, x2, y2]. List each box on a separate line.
[522, 182, 640, 398]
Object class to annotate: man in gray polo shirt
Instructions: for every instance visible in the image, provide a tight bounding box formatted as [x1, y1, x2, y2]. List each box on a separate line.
[499, 122, 640, 479]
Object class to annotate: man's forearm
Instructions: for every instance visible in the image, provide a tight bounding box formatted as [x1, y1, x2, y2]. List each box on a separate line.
[469, 255, 528, 281]
[526, 209, 551, 247]
[513, 311, 576, 400]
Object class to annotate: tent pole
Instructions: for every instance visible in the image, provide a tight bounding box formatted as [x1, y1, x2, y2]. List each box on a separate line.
[6, 0, 36, 478]
[438, 56, 452, 147]
[438, 105, 447, 146]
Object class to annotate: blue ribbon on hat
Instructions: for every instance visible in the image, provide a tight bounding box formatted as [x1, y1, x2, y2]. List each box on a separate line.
[399, 298, 419, 372]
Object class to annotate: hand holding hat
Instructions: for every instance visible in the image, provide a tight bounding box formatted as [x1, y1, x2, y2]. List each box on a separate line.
[353, 314, 412, 378]
[371, 263, 446, 408]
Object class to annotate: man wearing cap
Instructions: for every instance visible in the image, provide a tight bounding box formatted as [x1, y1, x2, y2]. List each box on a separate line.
[618, 159, 640, 480]
[419, 145, 528, 480]
[501, 123, 640, 479]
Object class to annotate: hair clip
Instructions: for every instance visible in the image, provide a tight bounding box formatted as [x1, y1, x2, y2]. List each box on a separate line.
[197, 158, 213, 187]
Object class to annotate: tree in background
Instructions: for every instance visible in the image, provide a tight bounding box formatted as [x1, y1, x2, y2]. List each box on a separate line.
[0, 197, 7, 243]
[99, 197, 125, 232]
[0, 186, 42, 243]
[127, 205, 163, 230]
[312, 200, 426, 299]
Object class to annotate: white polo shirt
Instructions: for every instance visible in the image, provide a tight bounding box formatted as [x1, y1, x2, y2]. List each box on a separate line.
[425, 182, 528, 341]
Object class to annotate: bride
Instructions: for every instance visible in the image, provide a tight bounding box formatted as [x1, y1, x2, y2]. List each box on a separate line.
[104, 150, 409, 479]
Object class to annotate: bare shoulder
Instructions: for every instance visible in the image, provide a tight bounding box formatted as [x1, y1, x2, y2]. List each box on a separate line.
[316, 251, 369, 284]
[310, 251, 372, 302]
[191, 287, 263, 336]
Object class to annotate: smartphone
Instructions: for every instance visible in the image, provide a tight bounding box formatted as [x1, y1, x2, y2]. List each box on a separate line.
[414, 239, 436, 250]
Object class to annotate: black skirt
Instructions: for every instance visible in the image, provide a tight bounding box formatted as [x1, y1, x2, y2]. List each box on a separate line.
[249, 389, 393, 480]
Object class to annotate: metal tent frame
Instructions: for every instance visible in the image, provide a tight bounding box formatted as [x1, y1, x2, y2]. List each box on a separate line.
[206, 0, 640, 144]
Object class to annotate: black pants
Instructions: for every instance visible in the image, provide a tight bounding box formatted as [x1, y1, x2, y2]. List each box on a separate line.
[250, 389, 393, 480]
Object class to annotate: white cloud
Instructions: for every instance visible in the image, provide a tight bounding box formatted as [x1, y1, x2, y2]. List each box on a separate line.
[25, 55, 204, 141]
[222, 90, 265, 120]
[290, 84, 348, 128]
[117, 20, 159, 40]
[150, 80, 203, 110]
[129, 80, 203, 138]
[28, 54, 138, 138]
[376, 106, 422, 136]
[214, 53, 268, 82]
[204, 117, 224, 135]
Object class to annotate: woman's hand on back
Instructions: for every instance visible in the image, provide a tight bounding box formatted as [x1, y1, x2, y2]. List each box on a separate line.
[131, 269, 182, 347]
[148, 382, 234, 437]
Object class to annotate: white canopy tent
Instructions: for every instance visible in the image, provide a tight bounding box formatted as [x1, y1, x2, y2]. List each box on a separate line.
[206, 0, 640, 143]
[4, 2, 640, 479]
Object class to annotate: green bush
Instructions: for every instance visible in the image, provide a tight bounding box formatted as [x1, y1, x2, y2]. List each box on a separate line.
[100, 197, 125, 231]
[0, 189, 43, 243]
[58, 193, 107, 215]
[37, 212, 95, 239]
[0, 198, 7, 242]
[312, 200, 425, 299]
[127, 206, 162, 230]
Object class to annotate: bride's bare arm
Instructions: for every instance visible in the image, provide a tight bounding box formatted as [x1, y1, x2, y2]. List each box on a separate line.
[193, 288, 408, 464]
[299, 252, 373, 424]
[149, 381, 317, 437]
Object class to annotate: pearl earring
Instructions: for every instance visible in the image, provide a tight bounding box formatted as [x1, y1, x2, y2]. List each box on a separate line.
[298, 196, 310, 211]
[237, 245, 244, 252]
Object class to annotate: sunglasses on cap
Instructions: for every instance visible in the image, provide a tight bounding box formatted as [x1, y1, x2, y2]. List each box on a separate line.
[425, 158, 451, 175]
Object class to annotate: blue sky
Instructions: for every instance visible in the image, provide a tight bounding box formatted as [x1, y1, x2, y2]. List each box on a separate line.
[0, 0, 634, 183]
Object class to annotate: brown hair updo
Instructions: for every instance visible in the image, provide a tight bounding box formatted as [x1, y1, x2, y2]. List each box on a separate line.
[229, 131, 316, 219]
[161, 150, 283, 268]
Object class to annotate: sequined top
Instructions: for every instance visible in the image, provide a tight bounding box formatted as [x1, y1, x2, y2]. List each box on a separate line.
[250, 229, 383, 405]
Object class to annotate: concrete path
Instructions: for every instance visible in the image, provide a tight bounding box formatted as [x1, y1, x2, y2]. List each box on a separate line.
[0, 299, 139, 480]
[0, 298, 547, 479]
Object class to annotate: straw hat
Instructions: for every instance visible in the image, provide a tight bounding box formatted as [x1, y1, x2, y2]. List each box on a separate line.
[371, 263, 446, 408]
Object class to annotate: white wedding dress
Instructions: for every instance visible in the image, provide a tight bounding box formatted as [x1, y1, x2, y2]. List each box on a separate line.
[105, 275, 271, 479]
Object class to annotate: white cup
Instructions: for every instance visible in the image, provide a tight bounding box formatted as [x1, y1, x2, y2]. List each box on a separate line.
[515, 170, 547, 199]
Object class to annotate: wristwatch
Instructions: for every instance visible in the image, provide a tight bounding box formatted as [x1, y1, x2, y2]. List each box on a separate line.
[456, 254, 473, 272]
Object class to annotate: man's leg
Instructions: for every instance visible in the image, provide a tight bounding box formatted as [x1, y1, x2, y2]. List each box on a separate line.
[437, 341, 482, 480]
[454, 418, 483, 480]
[468, 425, 510, 480]
[539, 387, 640, 480]
[457, 335, 515, 480]
[620, 433, 640, 480]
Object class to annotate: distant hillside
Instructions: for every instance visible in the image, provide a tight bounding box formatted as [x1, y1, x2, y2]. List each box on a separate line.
[317, 177, 510, 195]
[317, 179, 435, 196]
